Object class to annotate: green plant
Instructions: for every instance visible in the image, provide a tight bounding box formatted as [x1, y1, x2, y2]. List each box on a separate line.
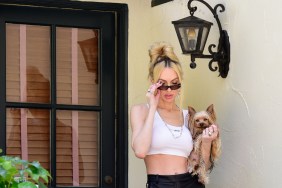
[0, 149, 51, 188]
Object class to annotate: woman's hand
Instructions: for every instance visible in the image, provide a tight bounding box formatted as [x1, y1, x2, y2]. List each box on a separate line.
[201, 124, 219, 170]
[202, 124, 219, 143]
[146, 81, 162, 108]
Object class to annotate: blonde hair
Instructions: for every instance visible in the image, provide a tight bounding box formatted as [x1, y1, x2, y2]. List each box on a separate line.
[148, 42, 183, 83]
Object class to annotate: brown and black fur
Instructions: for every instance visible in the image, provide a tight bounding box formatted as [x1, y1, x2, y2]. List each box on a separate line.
[187, 104, 221, 184]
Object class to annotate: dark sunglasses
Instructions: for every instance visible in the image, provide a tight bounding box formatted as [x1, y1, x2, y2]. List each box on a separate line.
[158, 83, 181, 90]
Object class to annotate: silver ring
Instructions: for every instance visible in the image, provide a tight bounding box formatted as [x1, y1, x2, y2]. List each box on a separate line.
[147, 90, 151, 93]
[208, 131, 212, 136]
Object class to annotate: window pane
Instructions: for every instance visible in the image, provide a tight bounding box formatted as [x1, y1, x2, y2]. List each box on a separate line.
[56, 27, 100, 105]
[56, 110, 99, 186]
[6, 108, 50, 171]
[6, 23, 51, 103]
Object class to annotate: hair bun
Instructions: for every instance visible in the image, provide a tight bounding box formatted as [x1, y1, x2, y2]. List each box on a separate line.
[149, 42, 179, 64]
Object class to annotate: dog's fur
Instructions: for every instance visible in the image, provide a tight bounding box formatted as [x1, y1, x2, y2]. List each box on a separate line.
[187, 104, 221, 184]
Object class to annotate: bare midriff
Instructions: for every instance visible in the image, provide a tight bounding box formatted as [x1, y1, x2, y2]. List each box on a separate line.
[145, 154, 188, 175]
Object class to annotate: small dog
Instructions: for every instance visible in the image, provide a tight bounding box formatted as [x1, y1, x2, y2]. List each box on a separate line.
[187, 104, 221, 184]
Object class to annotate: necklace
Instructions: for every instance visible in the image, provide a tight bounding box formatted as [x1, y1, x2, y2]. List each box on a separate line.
[158, 110, 183, 139]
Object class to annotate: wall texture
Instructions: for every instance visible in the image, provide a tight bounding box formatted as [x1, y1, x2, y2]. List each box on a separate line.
[85, 0, 282, 187]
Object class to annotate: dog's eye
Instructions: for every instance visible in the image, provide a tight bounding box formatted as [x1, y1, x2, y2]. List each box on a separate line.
[204, 118, 208, 121]
[195, 119, 199, 122]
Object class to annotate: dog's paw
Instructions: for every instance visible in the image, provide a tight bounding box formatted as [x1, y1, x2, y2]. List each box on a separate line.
[198, 174, 209, 185]
[198, 176, 208, 185]
[191, 171, 198, 176]
[187, 166, 193, 173]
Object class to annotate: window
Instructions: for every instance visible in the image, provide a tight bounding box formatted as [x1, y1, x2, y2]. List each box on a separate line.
[0, 1, 128, 187]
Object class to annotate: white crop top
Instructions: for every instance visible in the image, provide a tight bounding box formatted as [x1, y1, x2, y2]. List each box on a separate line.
[147, 109, 193, 158]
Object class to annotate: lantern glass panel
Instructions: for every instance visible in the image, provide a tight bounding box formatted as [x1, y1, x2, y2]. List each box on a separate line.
[200, 26, 209, 51]
[179, 26, 199, 52]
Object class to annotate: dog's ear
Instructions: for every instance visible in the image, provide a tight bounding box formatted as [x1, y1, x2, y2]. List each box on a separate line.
[207, 104, 216, 122]
[188, 106, 196, 117]
[188, 120, 195, 139]
[187, 117, 193, 132]
[206, 104, 214, 113]
[188, 106, 196, 137]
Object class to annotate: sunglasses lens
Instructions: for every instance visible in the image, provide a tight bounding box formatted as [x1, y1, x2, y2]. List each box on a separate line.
[158, 85, 168, 90]
[170, 84, 181, 90]
[158, 84, 181, 90]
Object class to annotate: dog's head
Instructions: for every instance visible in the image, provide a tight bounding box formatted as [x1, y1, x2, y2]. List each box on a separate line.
[188, 104, 216, 139]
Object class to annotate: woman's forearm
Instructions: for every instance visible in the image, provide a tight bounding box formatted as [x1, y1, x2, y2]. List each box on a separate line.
[201, 142, 212, 170]
[200, 125, 218, 171]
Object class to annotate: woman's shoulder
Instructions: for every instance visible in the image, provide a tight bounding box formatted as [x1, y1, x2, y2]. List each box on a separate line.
[130, 103, 149, 122]
[131, 103, 149, 114]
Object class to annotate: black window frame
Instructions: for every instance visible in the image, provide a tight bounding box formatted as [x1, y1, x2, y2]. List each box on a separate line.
[0, 0, 128, 188]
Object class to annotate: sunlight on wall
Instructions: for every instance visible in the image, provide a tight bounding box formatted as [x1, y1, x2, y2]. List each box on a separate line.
[85, 0, 282, 187]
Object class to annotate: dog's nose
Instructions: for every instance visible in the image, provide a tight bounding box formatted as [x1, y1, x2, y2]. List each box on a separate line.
[200, 123, 205, 127]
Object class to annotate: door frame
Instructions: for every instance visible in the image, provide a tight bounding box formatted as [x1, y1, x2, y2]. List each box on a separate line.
[0, 0, 128, 187]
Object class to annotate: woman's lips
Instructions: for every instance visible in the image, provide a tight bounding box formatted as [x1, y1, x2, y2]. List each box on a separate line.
[164, 94, 173, 99]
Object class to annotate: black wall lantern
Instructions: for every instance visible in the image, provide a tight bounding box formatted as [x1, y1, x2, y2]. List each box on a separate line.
[172, 0, 230, 78]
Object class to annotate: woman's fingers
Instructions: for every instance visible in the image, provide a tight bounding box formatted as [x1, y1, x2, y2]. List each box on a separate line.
[146, 81, 162, 96]
[203, 124, 219, 141]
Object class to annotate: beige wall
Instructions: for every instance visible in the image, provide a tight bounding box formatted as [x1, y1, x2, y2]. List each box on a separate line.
[86, 0, 282, 187]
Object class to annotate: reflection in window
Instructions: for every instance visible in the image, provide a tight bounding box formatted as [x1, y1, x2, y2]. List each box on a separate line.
[5, 23, 100, 187]
[6, 23, 50, 103]
[6, 108, 50, 171]
[56, 28, 99, 106]
[56, 110, 99, 186]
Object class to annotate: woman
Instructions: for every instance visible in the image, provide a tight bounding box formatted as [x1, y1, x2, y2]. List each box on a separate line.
[130, 42, 219, 188]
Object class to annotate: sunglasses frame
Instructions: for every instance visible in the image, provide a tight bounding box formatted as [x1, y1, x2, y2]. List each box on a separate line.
[158, 83, 181, 90]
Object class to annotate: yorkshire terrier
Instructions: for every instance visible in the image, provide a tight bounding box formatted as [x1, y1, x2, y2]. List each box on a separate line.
[187, 104, 221, 184]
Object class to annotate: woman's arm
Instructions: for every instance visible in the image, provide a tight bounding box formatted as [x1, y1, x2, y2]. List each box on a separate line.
[130, 104, 157, 159]
[201, 124, 219, 170]
[131, 82, 162, 159]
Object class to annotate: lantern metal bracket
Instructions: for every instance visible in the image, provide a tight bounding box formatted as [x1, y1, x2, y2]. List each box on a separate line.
[187, 0, 230, 78]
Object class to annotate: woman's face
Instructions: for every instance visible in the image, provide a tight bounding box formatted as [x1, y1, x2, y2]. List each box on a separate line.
[157, 67, 181, 102]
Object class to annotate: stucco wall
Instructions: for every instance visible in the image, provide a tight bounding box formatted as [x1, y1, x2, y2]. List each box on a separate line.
[85, 0, 282, 187]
